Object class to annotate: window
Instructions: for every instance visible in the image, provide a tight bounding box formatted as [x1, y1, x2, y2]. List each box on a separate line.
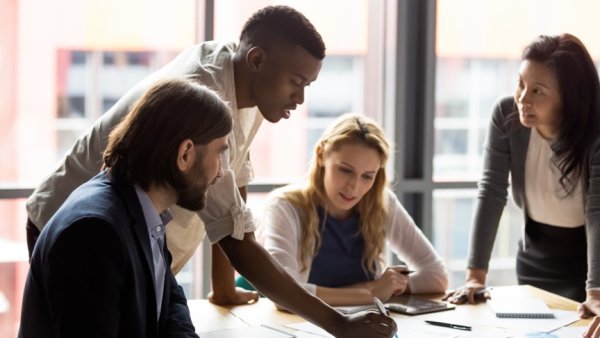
[214, 0, 374, 183]
[0, 1, 197, 336]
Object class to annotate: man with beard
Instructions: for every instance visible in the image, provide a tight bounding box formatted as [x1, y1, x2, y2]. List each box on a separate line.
[18, 79, 231, 338]
[25, 4, 324, 306]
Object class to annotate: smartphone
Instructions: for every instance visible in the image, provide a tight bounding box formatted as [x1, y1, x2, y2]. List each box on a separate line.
[385, 295, 456, 315]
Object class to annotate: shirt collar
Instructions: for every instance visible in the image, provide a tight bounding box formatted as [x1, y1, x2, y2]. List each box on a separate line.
[134, 184, 171, 232]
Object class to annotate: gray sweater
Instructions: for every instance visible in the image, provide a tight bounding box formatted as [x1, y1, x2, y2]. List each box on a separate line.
[466, 96, 600, 289]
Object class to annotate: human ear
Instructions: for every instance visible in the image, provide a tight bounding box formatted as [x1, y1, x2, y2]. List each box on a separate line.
[246, 46, 266, 72]
[316, 145, 324, 167]
[177, 139, 195, 172]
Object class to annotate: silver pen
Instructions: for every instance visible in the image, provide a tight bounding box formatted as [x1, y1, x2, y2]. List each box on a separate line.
[373, 297, 399, 338]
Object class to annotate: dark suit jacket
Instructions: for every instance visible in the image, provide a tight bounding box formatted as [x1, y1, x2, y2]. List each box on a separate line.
[19, 172, 198, 338]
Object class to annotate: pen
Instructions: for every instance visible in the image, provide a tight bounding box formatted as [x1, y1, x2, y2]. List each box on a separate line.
[424, 320, 471, 331]
[400, 270, 415, 275]
[373, 297, 399, 338]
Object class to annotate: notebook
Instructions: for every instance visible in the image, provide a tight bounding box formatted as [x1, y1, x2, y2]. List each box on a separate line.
[488, 297, 555, 318]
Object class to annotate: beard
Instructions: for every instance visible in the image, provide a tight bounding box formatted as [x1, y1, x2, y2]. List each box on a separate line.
[175, 178, 209, 211]
[175, 150, 216, 212]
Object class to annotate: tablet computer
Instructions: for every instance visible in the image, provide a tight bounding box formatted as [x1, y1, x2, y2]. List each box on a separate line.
[385, 295, 455, 315]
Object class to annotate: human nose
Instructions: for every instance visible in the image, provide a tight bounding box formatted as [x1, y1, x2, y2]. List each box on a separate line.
[294, 87, 305, 105]
[516, 87, 530, 105]
[216, 160, 224, 179]
[346, 175, 358, 191]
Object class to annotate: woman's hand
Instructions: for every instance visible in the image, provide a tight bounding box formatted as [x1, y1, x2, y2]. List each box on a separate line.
[443, 268, 490, 304]
[579, 290, 600, 318]
[368, 265, 410, 302]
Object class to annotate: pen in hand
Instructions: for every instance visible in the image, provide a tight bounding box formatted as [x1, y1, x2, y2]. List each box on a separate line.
[373, 297, 399, 338]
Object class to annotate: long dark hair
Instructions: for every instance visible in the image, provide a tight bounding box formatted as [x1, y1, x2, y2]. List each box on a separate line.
[522, 34, 600, 194]
[103, 78, 233, 190]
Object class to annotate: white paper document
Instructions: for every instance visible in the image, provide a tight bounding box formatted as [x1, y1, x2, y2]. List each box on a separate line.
[285, 322, 334, 337]
[552, 325, 588, 337]
[199, 325, 297, 338]
[286, 319, 509, 338]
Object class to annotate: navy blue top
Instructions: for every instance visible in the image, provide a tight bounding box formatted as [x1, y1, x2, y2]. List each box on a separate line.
[308, 208, 374, 287]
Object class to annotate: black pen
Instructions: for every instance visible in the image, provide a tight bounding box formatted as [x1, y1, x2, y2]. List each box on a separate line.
[425, 320, 471, 331]
[400, 270, 415, 275]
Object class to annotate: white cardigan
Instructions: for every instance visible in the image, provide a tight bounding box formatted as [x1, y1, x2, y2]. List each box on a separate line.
[260, 188, 449, 295]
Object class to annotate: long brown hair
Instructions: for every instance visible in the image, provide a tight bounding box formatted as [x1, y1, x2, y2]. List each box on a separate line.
[281, 114, 390, 275]
[103, 78, 232, 190]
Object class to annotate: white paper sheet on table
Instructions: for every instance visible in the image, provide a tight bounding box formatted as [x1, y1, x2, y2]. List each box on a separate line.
[551, 325, 587, 337]
[417, 303, 579, 334]
[285, 309, 579, 338]
[199, 326, 296, 338]
[285, 322, 333, 337]
[285, 319, 510, 338]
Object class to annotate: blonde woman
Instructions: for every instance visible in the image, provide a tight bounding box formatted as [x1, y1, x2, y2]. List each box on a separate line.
[260, 114, 448, 306]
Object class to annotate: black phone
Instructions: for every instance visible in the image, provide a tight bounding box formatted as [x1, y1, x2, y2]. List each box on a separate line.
[385, 295, 456, 315]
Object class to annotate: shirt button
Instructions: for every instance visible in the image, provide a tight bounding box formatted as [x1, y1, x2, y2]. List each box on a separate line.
[156, 226, 162, 232]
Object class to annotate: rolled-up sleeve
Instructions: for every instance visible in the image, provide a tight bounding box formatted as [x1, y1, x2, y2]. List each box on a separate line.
[199, 169, 256, 243]
[234, 152, 255, 189]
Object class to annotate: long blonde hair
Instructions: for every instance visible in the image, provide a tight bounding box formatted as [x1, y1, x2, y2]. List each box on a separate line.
[282, 114, 390, 275]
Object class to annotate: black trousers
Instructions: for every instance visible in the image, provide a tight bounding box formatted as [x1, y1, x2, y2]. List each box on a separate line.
[516, 217, 587, 302]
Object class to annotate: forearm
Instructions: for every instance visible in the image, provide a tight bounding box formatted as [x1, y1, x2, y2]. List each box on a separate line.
[586, 216, 600, 289]
[210, 244, 237, 299]
[468, 97, 513, 271]
[466, 268, 487, 284]
[466, 198, 505, 270]
[316, 285, 375, 306]
[218, 233, 345, 333]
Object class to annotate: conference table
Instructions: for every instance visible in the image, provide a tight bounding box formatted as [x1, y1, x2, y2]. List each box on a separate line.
[187, 285, 590, 336]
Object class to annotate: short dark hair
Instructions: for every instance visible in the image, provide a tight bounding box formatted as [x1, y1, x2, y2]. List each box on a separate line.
[522, 33, 600, 194]
[103, 78, 233, 190]
[239, 5, 326, 60]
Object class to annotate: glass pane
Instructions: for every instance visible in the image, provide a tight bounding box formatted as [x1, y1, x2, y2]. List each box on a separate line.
[434, 0, 600, 181]
[433, 190, 522, 289]
[214, 0, 374, 183]
[0, 199, 29, 338]
[1, 1, 198, 336]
